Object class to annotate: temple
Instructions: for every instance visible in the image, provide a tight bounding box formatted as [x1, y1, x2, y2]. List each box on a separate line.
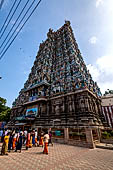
[9, 21, 106, 148]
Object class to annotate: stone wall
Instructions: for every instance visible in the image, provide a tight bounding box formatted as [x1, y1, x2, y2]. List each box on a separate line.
[100, 139, 113, 144]
[52, 138, 94, 149]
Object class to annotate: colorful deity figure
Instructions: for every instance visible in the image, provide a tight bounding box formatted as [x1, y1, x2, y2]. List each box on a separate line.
[75, 82, 80, 89]
[80, 81, 86, 88]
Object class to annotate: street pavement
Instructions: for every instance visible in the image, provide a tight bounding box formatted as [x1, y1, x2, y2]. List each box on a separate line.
[0, 143, 113, 170]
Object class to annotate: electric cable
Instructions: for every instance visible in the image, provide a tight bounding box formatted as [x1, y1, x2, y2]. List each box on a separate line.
[0, 0, 22, 39]
[0, 0, 5, 10]
[0, 0, 30, 49]
[0, 0, 17, 34]
[0, 0, 36, 55]
[0, 0, 42, 60]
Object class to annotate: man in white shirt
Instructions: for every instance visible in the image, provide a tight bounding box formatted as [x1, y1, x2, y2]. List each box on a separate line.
[35, 130, 38, 146]
[24, 130, 27, 145]
[43, 131, 49, 154]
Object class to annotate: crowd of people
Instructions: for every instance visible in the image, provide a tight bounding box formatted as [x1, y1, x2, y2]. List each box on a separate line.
[0, 128, 53, 156]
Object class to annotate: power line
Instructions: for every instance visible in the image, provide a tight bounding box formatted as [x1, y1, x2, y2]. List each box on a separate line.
[0, 0, 31, 49]
[0, 0, 22, 40]
[0, 0, 17, 33]
[0, 0, 36, 55]
[0, 0, 42, 60]
[0, 0, 5, 10]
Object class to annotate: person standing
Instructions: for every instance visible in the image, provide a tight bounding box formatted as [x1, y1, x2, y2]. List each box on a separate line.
[35, 130, 38, 146]
[1, 129, 5, 143]
[12, 131, 17, 150]
[29, 133, 33, 148]
[1, 132, 10, 155]
[5, 129, 8, 136]
[43, 131, 49, 155]
[8, 132, 13, 152]
[38, 132, 44, 147]
[23, 129, 27, 145]
[48, 131, 53, 146]
[15, 133, 23, 153]
[26, 130, 30, 150]
[32, 130, 35, 146]
[0, 128, 3, 142]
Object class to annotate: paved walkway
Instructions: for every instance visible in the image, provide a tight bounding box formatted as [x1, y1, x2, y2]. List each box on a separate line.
[0, 143, 113, 170]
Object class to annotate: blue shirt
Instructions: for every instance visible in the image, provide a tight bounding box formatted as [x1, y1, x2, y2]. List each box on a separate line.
[0, 130, 3, 137]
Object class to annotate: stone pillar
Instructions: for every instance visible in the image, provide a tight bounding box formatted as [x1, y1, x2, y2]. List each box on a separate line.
[97, 128, 101, 142]
[64, 128, 69, 143]
[86, 128, 95, 149]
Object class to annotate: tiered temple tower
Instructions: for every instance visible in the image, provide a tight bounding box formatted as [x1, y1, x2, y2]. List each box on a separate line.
[10, 21, 106, 146]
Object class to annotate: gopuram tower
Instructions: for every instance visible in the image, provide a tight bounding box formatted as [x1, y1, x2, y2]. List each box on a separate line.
[10, 21, 106, 148]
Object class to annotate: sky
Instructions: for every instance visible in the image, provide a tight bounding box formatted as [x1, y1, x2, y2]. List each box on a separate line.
[0, 0, 113, 107]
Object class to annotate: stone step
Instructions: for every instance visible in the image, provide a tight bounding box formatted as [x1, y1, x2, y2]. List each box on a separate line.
[96, 143, 113, 150]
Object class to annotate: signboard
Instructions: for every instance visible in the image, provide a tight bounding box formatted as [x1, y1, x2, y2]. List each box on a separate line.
[55, 130, 61, 136]
[15, 116, 25, 121]
[26, 108, 38, 116]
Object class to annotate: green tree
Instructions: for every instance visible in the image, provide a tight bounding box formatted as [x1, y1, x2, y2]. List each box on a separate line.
[0, 97, 11, 122]
[104, 89, 113, 96]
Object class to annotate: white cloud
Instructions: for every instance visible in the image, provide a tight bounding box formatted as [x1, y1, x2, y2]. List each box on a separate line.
[96, 0, 104, 7]
[97, 55, 113, 74]
[89, 36, 98, 44]
[87, 55, 113, 94]
[87, 64, 99, 81]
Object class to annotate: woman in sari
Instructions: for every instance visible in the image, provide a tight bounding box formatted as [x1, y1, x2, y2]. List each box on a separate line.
[32, 130, 35, 146]
[15, 133, 23, 153]
[43, 131, 49, 155]
[8, 132, 13, 152]
[1, 132, 10, 155]
[12, 133, 17, 150]
[26, 130, 30, 150]
[38, 132, 44, 147]
[29, 134, 32, 148]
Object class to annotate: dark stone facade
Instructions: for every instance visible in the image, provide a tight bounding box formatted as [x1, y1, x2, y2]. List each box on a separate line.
[34, 89, 105, 128]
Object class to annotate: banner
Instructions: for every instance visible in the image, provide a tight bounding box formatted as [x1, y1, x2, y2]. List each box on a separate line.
[26, 108, 38, 116]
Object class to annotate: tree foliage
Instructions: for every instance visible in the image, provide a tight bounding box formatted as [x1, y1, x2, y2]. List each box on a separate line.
[0, 97, 11, 122]
[104, 89, 113, 96]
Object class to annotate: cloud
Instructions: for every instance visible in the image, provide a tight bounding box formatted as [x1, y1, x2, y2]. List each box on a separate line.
[97, 55, 113, 74]
[87, 55, 113, 94]
[96, 0, 104, 7]
[89, 36, 98, 44]
[87, 64, 100, 81]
